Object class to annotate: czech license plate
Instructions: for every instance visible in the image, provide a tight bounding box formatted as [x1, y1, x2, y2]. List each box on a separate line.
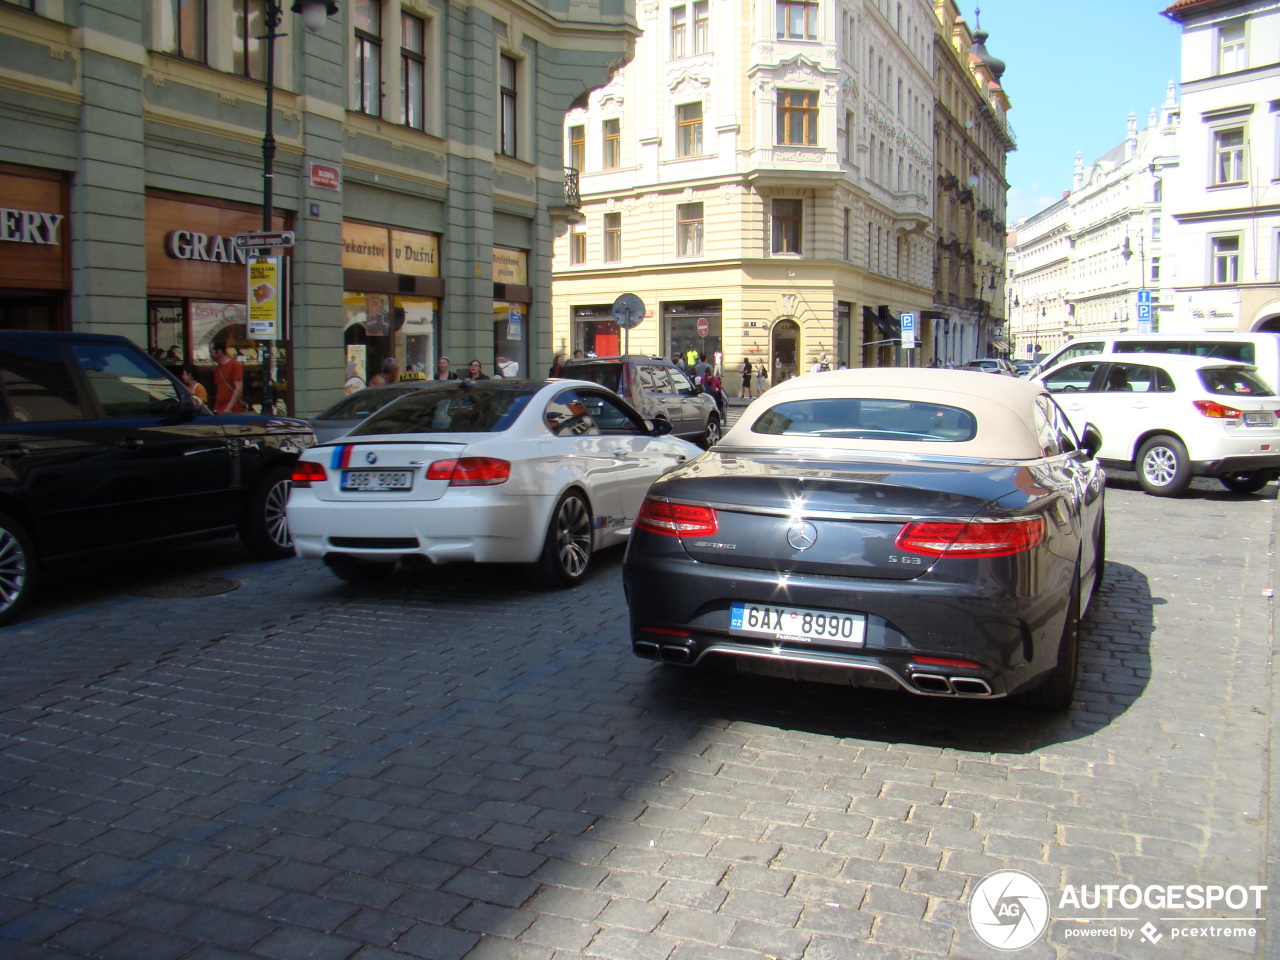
[1244, 412, 1272, 426]
[341, 469, 413, 491]
[730, 602, 865, 647]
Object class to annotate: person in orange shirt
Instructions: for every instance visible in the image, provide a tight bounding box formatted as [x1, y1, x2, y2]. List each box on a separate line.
[211, 340, 245, 413]
[180, 366, 208, 405]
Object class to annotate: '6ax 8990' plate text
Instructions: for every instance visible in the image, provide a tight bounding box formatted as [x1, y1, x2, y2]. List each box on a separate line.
[729, 602, 865, 647]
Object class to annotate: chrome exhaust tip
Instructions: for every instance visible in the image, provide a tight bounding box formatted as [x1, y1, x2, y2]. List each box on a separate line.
[911, 673, 952, 694]
[660, 645, 692, 664]
[949, 677, 994, 697]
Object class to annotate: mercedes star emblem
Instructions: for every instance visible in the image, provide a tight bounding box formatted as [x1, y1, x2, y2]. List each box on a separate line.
[786, 520, 818, 551]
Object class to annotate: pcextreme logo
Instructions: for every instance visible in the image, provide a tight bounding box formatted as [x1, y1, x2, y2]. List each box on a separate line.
[968, 872, 1267, 950]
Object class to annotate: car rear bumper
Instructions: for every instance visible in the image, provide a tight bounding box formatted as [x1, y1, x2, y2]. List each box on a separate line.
[288, 490, 547, 564]
[623, 550, 1072, 699]
[1190, 453, 1280, 477]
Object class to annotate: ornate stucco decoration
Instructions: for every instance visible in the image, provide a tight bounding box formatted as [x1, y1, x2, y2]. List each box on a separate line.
[668, 69, 711, 96]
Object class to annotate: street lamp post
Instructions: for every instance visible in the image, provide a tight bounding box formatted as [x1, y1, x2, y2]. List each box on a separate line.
[258, 0, 338, 414]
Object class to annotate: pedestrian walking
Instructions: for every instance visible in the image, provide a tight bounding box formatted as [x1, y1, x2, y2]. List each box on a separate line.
[740, 359, 753, 399]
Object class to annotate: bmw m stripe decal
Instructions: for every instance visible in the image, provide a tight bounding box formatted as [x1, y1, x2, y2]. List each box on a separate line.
[330, 445, 354, 470]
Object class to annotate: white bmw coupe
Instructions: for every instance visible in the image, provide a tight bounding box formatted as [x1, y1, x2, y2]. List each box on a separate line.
[287, 378, 702, 585]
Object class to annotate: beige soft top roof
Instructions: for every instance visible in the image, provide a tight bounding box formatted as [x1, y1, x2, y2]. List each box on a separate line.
[722, 368, 1051, 460]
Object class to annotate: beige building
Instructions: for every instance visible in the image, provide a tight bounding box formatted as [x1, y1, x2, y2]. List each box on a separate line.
[929, 2, 1014, 366]
[551, 0, 943, 386]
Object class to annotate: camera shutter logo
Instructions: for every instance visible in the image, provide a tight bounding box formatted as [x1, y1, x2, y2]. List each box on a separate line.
[970, 870, 1050, 951]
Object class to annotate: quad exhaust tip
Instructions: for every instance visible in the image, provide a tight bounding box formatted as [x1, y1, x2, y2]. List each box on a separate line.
[911, 673, 993, 697]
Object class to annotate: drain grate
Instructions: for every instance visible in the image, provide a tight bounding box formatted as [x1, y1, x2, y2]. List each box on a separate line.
[130, 576, 241, 599]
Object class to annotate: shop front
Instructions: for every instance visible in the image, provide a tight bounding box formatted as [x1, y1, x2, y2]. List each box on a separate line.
[571, 304, 620, 357]
[146, 191, 292, 410]
[664, 301, 722, 368]
[1, 164, 69, 331]
[342, 222, 443, 389]
[492, 246, 530, 378]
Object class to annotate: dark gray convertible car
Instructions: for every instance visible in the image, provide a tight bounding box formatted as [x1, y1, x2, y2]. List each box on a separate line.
[623, 369, 1107, 709]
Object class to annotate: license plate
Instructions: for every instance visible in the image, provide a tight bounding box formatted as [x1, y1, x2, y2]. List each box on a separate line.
[341, 469, 413, 491]
[730, 602, 865, 647]
[1244, 412, 1272, 426]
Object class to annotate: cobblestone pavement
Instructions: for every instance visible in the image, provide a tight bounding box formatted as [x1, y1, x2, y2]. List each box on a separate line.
[0, 476, 1275, 960]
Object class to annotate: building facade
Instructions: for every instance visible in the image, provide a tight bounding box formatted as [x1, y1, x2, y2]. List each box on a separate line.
[551, 0, 955, 385]
[929, 1, 1014, 367]
[1162, 0, 1280, 335]
[0, 0, 635, 415]
[1006, 88, 1180, 360]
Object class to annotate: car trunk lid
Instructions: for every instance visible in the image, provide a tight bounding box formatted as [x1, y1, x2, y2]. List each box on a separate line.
[307, 439, 470, 502]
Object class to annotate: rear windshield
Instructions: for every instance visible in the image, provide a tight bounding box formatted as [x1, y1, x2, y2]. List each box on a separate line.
[349, 383, 533, 435]
[1113, 340, 1256, 364]
[563, 363, 621, 393]
[1199, 367, 1274, 397]
[751, 398, 978, 442]
[315, 386, 421, 420]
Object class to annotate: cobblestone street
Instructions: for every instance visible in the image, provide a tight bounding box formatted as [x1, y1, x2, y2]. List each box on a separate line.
[0, 478, 1275, 959]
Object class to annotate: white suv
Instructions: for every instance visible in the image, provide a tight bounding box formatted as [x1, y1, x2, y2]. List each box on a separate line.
[1037, 353, 1280, 496]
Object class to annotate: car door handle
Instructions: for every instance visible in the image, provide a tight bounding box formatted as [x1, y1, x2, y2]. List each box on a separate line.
[116, 437, 145, 450]
[0, 443, 28, 459]
[612, 446, 632, 458]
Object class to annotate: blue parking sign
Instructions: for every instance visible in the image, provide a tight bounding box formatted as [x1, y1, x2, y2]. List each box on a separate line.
[1137, 304, 1151, 320]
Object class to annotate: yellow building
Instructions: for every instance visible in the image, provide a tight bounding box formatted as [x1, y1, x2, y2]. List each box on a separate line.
[552, 0, 941, 386]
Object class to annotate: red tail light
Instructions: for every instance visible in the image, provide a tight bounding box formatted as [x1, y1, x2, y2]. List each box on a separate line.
[426, 457, 511, 485]
[291, 460, 327, 487]
[895, 517, 1046, 558]
[635, 497, 718, 537]
[1193, 400, 1242, 419]
[913, 656, 983, 669]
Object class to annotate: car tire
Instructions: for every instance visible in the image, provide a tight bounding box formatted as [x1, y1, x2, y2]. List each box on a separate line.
[325, 554, 397, 584]
[1020, 569, 1081, 712]
[700, 414, 721, 450]
[1136, 435, 1191, 497]
[0, 512, 36, 627]
[239, 464, 295, 559]
[532, 490, 593, 587]
[1219, 470, 1271, 495]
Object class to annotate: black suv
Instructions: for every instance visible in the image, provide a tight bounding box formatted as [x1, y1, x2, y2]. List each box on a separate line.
[561, 355, 721, 448]
[0, 332, 315, 624]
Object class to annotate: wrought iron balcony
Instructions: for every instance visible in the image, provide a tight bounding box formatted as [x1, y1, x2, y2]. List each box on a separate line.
[563, 167, 581, 210]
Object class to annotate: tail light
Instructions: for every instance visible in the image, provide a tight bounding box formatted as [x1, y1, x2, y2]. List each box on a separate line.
[618, 365, 633, 400]
[291, 461, 327, 487]
[895, 517, 1045, 558]
[426, 457, 511, 486]
[913, 655, 983, 669]
[635, 497, 718, 537]
[1193, 400, 1242, 419]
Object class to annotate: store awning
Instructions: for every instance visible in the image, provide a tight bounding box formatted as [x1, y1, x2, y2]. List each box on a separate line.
[988, 339, 1013, 353]
[863, 306, 900, 339]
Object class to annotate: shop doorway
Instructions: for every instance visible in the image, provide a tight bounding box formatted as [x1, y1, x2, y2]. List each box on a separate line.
[771, 318, 799, 382]
[0, 294, 62, 332]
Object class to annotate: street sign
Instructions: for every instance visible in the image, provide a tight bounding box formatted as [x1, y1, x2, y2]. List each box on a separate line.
[1137, 289, 1152, 304]
[900, 312, 916, 349]
[233, 230, 295, 250]
[696, 317, 710, 338]
[612, 293, 645, 330]
[1137, 304, 1152, 320]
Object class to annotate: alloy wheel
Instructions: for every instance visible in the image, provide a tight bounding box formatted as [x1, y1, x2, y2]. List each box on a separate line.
[0, 528, 27, 613]
[554, 496, 592, 579]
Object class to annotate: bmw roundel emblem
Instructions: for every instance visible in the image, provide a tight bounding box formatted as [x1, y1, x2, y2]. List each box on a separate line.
[786, 520, 818, 551]
[365, 451, 378, 464]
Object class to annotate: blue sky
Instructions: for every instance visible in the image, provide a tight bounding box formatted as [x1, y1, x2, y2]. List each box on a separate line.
[964, 1, 1183, 224]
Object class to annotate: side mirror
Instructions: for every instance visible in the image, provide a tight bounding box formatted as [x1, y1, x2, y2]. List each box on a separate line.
[1079, 423, 1102, 459]
[649, 418, 673, 437]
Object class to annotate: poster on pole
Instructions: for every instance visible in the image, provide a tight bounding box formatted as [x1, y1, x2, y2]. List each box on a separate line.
[247, 256, 281, 340]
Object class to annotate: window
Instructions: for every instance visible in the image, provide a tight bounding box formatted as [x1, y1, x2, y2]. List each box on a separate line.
[776, 89, 818, 145]
[1151, 217, 1161, 241]
[677, 202, 704, 256]
[776, 0, 818, 40]
[604, 213, 622, 262]
[772, 199, 802, 254]
[1214, 128, 1245, 184]
[354, 0, 382, 116]
[677, 103, 703, 157]
[1218, 21, 1246, 73]
[568, 125, 585, 172]
[1212, 236, 1240, 284]
[671, 5, 687, 58]
[73, 344, 182, 420]
[569, 226, 586, 265]
[843, 207, 851, 261]
[603, 118, 621, 169]
[843, 110, 854, 162]
[1153, 178, 1163, 202]
[0, 342, 84, 423]
[499, 55, 518, 157]
[169, 0, 207, 62]
[693, 1, 709, 53]
[234, 0, 267, 80]
[401, 12, 426, 130]
[1150, 256, 1160, 283]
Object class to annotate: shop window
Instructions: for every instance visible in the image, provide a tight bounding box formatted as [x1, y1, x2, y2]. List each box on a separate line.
[400, 11, 426, 130]
[493, 301, 526, 378]
[777, 89, 818, 146]
[354, 0, 383, 116]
